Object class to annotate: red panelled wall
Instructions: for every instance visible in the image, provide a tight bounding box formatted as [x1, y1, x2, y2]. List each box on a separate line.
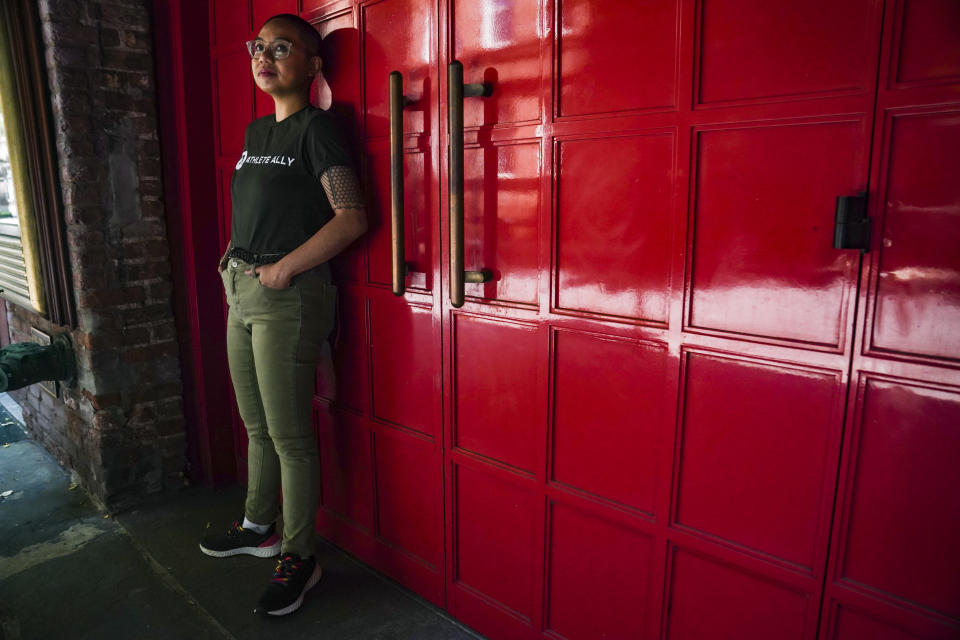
[188, 1, 960, 638]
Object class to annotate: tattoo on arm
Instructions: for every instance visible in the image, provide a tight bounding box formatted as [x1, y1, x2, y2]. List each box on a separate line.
[320, 165, 364, 211]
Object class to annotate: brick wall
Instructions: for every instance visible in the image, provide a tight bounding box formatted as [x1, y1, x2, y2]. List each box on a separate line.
[8, 0, 186, 511]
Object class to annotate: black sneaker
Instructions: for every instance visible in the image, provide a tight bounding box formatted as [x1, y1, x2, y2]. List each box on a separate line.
[199, 519, 281, 558]
[255, 553, 322, 616]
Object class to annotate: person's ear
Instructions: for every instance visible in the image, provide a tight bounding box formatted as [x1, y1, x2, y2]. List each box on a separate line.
[309, 55, 322, 77]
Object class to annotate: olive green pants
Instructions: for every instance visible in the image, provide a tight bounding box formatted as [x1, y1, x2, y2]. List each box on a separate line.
[220, 257, 336, 558]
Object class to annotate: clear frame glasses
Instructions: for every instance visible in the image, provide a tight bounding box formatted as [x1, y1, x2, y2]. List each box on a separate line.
[246, 39, 293, 61]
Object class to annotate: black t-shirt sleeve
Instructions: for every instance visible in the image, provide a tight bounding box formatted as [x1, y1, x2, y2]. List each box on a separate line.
[302, 114, 352, 181]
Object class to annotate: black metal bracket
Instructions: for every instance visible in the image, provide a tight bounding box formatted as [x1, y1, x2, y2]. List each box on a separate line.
[833, 194, 871, 253]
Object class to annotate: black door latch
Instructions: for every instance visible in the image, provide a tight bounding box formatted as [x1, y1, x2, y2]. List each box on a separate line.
[834, 194, 871, 253]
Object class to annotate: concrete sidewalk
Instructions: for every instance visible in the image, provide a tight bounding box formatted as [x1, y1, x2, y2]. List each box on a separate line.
[0, 399, 481, 640]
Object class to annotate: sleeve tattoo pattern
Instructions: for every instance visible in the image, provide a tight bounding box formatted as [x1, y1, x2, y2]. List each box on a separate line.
[320, 165, 365, 210]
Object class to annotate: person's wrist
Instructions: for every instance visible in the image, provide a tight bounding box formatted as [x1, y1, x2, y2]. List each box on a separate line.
[275, 258, 297, 283]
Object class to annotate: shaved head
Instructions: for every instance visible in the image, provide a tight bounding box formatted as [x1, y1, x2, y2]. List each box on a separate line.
[263, 13, 321, 57]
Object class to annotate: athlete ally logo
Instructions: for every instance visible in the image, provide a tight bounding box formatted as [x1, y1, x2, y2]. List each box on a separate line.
[235, 150, 295, 170]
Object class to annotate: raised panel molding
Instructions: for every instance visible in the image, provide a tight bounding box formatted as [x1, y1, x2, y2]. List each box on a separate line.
[557, 0, 679, 118]
[890, 0, 960, 88]
[673, 349, 842, 571]
[834, 375, 960, 622]
[867, 109, 960, 364]
[695, 0, 880, 106]
[550, 328, 669, 515]
[686, 119, 866, 348]
[554, 131, 675, 325]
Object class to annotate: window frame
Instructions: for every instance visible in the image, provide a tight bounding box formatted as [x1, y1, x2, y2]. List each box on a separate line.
[0, 0, 75, 327]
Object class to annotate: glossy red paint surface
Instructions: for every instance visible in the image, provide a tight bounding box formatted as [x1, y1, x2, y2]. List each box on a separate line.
[556, 133, 673, 322]
[832, 607, 926, 640]
[183, 1, 960, 638]
[551, 330, 667, 514]
[665, 549, 809, 640]
[214, 53, 252, 156]
[463, 142, 540, 305]
[546, 502, 652, 639]
[453, 0, 540, 126]
[251, 0, 295, 32]
[697, 0, 877, 104]
[839, 378, 960, 619]
[367, 145, 431, 286]
[676, 352, 840, 569]
[316, 292, 366, 412]
[871, 112, 960, 360]
[689, 121, 864, 346]
[823, 3, 960, 637]
[454, 464, 537, 619]
[894, 0, 960, 85]
[369, 296, 437, 437]
[373, 428, 441, 566]
[212, 0, 249, 46]
[454, 314, 539, 471]
[558, 0, 677, 116]
[362, 0, 432, 138]
[316, 408, 373, 529]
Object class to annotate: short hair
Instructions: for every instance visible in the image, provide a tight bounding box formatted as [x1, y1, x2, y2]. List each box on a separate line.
[263, 13, 321, 57]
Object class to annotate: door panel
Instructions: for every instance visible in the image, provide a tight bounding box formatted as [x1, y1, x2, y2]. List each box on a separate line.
[687, 120, 865, 347]
[315, 1, 446, 607]
[252, 0, 296, 31]
[369, 296, 437, 436]
[462, 141, 540, 305]
[214, 52, 252, 156]
[551, 330, 668, 515]
[366, 142, 432, 288]
[868, 110, 960, 361]
[545, 501, 653, 639]
[212, 0, 250, 46]
[831, 606, 930, 640]
[316, 408, 374, 529]
[362, 0, 433, 138]
[453, 314, 540, 471]
[372, 427, 442, 566]
[316, 291, 367, 412]
[664, 548, 811, 640]
[453, 463, 538, 619]
[557, 0, 679, 117]
[452, 0, 541, 126]
[675, 351, 842, 570]
[892, 0, 960, 86]
[696, 0, 880, 105]
[555, 132, 674, 324]
[822, 2, 960, 638]
[835, 377, 960, 620]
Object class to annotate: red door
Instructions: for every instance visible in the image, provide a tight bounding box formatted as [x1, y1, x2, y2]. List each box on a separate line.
[204, 1, 960, 638]
[821, 2, 960, 639]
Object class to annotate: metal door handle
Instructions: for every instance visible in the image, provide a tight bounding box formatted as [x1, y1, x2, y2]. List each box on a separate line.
[447, 60, 493, 308]
[389, 71, 411, 296]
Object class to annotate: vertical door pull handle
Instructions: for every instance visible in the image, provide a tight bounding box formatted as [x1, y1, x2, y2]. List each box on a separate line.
[390, 71, 411, 295]
[833, 194, 870, 253]
[448, 60, 493, 308]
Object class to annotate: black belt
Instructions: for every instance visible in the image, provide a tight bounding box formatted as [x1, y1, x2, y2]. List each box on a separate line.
[227, 247, 286, 265]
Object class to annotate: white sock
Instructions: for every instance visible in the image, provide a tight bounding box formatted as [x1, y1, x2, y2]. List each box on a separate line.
[242, 516, 270, 534]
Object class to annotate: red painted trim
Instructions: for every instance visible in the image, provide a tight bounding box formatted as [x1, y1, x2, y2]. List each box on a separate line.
[153, 0, 237, 485]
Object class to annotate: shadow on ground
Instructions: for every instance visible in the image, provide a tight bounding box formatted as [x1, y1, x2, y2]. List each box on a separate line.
[0, 415, 481, 640]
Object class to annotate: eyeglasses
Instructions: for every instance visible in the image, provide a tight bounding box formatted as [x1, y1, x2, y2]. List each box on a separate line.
[246, 39, 293, 61]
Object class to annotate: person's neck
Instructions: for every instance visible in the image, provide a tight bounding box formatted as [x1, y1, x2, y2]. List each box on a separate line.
[273, 94, 310, 122]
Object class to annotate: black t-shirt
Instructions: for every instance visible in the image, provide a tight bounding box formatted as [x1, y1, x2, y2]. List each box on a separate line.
[230, 105, 352, 254]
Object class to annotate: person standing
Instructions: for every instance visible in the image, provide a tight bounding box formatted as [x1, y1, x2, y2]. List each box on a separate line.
[198, 13, 366, 617]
